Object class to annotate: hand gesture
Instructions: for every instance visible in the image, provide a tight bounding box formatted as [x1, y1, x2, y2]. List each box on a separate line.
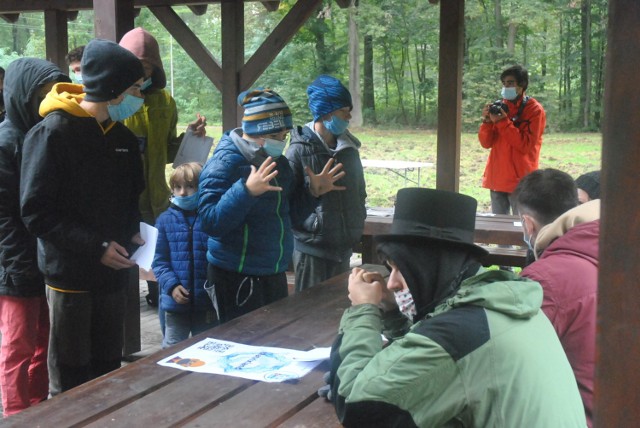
[172, 285, 191, 305]
[100, 241, 136, 270]
[348, 267, 385, 306]
[246, 156, 282, 196]
[188, 113, 207, 137]
[306, 158, 346, 197]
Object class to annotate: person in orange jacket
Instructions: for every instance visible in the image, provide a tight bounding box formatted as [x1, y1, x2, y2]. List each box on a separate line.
[478, 64, 546, 215]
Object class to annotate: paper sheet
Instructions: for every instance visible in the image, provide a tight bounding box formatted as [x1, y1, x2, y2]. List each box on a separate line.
[172, 129, 214, 168]
[157, 338, 330, 382]
[130, 222, 158, 271]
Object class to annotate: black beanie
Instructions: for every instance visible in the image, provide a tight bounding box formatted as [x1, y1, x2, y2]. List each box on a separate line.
[575, 170, 601, 200]
[81, 39, 144, 102]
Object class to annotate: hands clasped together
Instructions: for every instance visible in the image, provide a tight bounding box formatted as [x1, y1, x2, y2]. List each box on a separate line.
[348, 267, 397, 312]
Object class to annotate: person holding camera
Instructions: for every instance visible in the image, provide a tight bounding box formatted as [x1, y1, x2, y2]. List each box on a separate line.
[478, 65, 546, 215]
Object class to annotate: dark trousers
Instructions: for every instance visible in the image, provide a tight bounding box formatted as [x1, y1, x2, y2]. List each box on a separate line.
[292, 250, 351, 292]
[46, 286, 126, 396]
[490, 190, 518, 215]
[205, 264, 288, 324]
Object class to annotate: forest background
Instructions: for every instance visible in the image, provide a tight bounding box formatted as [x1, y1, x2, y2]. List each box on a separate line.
[0, 0, 604, 210]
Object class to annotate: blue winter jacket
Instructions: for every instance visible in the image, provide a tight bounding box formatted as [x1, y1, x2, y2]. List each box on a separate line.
[198, 130, 294, 275]
[152, 205, 211, 313]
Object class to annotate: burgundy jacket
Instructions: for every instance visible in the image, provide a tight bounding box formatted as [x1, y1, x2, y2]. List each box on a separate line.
[521, 219, 599, 427]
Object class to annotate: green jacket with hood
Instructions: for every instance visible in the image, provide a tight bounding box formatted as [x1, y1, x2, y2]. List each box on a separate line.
[121, 28, 181, 224]
[329, 270, 587, 427]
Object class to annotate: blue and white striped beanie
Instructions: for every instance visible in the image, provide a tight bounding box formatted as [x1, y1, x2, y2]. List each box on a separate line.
[307, 75, 353, 121]
[238, 88, 293, 136]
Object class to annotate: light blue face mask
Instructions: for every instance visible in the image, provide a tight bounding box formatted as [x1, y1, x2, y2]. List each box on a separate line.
[522, 230, 534, 253]
[263, 138, 287, 158]
[501, 86, 518, 101]
[172, 192, 199, 211]
[140, 78, 152, 91]
[323, 115, 349, 136]
[74, 73, 83, 84]
[107, 94, 144, 122]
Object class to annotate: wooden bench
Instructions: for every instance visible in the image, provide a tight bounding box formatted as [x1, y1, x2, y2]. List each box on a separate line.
[478, 245, 528, 268]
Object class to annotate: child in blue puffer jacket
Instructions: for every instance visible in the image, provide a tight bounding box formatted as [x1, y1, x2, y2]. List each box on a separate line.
[152, 162, 216, 348]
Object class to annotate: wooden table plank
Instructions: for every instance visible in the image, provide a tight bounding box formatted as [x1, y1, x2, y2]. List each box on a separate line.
[277, 396, 342, 428]
[9, 270, 359, 427]
[182, 364, 329, 427]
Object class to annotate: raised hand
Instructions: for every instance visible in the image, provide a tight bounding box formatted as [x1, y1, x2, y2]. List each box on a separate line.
[246, 156, 283, 196]
[188, 113, 207, 137]
[306, 158, 346, 197]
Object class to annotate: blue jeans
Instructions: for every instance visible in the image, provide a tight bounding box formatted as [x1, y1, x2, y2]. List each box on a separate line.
[162, 310, 217, 349]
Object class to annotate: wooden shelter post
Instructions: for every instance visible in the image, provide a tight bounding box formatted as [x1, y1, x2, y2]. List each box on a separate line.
[435, 0, 464, 192]
[594, 0, 640, 425]
[44, 9, 69, 71]
[221, 0, 244, 131]
[93, 0, 135, 42]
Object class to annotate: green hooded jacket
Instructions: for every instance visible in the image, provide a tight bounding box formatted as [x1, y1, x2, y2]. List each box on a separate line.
[329, 269, 587, 427]
[124, 88, 178, 224]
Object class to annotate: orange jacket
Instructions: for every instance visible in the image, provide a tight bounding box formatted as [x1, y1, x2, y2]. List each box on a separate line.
[478, 96, 546, 193]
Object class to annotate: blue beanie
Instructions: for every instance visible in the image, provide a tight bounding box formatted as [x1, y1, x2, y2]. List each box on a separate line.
[307, 75, 353, 121]
[238, 88, 293, 136]
[81, 39, 145, 102]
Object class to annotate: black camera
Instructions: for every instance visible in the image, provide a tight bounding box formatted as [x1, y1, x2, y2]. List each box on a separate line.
[488, 100, 509, 115]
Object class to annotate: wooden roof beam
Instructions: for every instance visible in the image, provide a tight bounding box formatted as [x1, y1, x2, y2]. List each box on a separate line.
[148, 5, 223, 91]
[240, 0, 323, 89]
[260, 1, 280, 12]
[0, 1, 284, 14]
[187, 4, 207, 15]
[0, 13, 19, 23]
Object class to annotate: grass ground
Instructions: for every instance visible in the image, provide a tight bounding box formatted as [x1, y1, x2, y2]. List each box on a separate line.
[171, 127, 602, 213]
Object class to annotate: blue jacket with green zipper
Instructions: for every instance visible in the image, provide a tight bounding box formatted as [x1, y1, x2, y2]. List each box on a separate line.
[199, 129, 294, 275]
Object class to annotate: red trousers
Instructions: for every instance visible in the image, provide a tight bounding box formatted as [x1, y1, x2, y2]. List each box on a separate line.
[0, 295, 49, 417]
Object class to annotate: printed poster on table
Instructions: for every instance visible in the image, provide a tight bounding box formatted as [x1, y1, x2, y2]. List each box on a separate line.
[157, 337, 330, 383]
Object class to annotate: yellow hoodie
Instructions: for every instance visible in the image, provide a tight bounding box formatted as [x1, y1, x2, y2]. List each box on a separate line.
[39, 82, 116, 134]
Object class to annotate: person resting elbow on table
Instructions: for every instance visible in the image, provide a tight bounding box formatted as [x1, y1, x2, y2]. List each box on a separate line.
[324, 188, 586, 428]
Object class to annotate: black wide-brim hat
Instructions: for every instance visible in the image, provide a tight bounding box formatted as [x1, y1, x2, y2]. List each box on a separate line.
[374, 188, 489, 257]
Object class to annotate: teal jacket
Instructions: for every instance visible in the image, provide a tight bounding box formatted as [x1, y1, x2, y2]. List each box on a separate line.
[329, 270, 587, 427]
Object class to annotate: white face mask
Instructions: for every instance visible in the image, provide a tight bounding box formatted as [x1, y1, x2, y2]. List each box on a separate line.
[394, 289, 417, 321]
[501, 86, 518, 101]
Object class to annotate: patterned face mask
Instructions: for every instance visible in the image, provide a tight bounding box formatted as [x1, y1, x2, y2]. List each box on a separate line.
[394, 289, 417, 321]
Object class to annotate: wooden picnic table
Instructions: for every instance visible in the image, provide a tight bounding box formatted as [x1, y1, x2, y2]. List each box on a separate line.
[7, 268, 370, 427]
[361, 209, 526, 266]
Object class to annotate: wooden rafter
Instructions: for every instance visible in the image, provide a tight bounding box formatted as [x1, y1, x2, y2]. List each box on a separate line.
[0, 13, 19, 22]
[148, 5, 223, 91]
[240, 0, 323, 89]
[187, 4, 207, 15]
[0, 1, 289, 14]
[260, 1, 280, 12]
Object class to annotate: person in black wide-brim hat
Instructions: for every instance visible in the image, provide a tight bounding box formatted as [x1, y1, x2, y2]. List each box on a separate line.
[373, 188, 488, 320]
[324, 187, 587, 427]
